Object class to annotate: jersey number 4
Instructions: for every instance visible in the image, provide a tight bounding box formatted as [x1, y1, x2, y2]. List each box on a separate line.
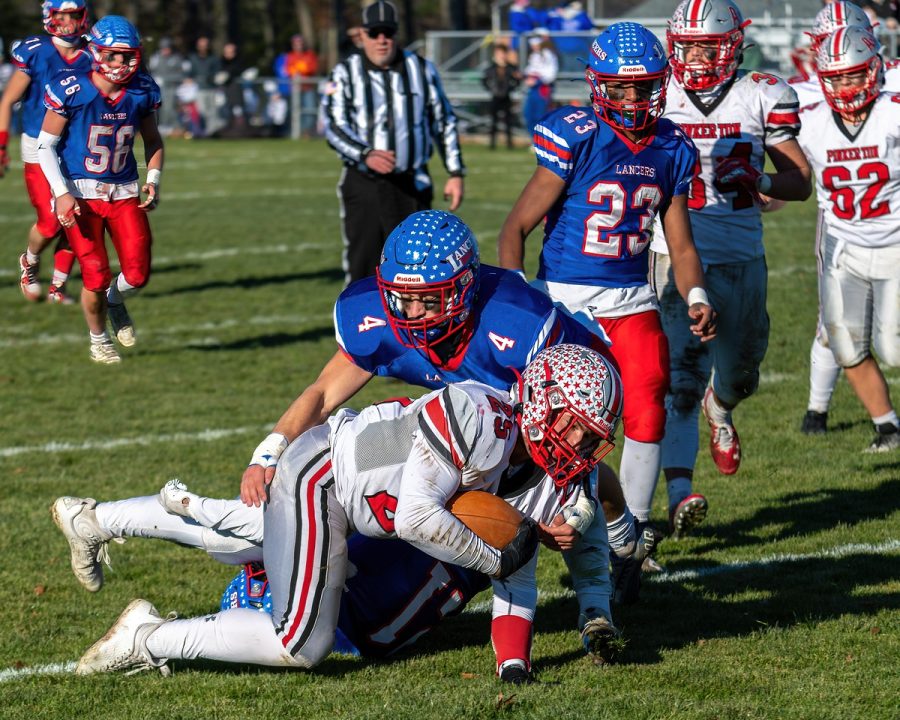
[85, 125, 135, 175]
[583, 182, 662, 257]
[822, 162, 890, 220]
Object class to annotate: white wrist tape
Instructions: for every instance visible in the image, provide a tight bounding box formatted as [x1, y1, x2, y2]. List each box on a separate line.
[249, 432, 289, 468]
[563, 493, 596, 534]
[687, 287, 709, 307]
[146, 168, 161, 187]
[36, 130, 69, 198]
[756, 173, 772, 194]
[607, 507, 637, 558]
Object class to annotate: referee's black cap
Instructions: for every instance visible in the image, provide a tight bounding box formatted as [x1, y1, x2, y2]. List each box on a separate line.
[362, 1, 398, 31]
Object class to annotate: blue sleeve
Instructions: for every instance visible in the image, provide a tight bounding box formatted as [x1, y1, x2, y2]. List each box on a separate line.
[44, 76, 77, 117]
[333, 279, 397, 375]
[10, 37, 39, 75]
[671, 125, 698, 197]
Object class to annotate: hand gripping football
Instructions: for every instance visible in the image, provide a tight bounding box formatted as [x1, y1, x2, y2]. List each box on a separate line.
[446, 490, 525, 549]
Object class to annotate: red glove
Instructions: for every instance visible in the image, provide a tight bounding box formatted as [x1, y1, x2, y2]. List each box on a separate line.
[714, 156, 764, 206]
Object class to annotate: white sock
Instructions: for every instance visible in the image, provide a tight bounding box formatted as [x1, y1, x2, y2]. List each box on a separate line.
[145, 609, 299, 666]
[872, 410, 899, 429]
[51, 269, 69, 286]
[808, 336, 841, 413]
[561, 514, 611, 624]
[89, 331, 110, 344]
[95, 496, 210, 547]
[107, 273, 138, 305]
[704, 387, 731, 425]
[25, 249, 39, 265]
[618, 437, 661, 523]
[667, 477, 693, 511]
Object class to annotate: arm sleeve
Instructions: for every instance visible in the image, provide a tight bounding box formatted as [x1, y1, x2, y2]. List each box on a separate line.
[764, 81, 801, 147]
[321, 60, 370, 164]
[36, 130, 69, 198]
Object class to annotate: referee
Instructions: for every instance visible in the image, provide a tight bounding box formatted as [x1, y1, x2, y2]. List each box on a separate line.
[322, 0, 465, 284]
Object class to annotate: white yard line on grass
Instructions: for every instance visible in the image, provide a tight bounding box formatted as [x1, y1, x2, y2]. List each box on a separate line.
[1, 539, 896, 682]
[0, 425, 270, 458]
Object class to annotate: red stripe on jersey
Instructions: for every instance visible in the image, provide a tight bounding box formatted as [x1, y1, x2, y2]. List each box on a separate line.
[44, 92, 62, 110]
[424, 395, 463, 469]
[766, 111, 800, 125]
[281, 458, 334, 648]
[533, 133, 571, 161]
[12, 59, 26, 69]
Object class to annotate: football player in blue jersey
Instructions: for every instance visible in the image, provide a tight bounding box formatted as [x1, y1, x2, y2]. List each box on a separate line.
[0, 0, 91, 303]
[36, 15, 163, 364]
[499, 22, 715, 600]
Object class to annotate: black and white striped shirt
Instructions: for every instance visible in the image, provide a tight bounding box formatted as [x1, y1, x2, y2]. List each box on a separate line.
[322, 49, 465, 176]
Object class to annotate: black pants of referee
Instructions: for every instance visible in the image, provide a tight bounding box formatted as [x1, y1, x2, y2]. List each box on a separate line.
[339, 166, 433, 285]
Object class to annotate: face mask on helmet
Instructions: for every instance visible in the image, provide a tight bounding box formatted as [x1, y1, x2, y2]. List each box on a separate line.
[667, 0, 750, 91]
[809, 0, 874, 56]
[42, 0, 88, 43]
[584, 22, 669, 132]
[88, 15, 143, 85]
[376, 210, 480, 353]
[513, 344, 623, 488]
[816, 26, 883, 116]
[220, 563, 272, 613]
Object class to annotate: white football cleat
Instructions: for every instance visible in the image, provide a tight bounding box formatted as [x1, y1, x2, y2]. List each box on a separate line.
[107, 301, 136, 347]
[76, 599, 171, 676]
[158, 479, 200, 520]
[51, 497, 115, 592]
[580, 615, 624, 666]
[89, 339, 122, 365]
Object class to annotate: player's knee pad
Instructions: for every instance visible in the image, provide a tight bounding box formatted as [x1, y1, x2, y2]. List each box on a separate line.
[668, 386, 702, 416]
[80, 258, 112, 293]
[202, 528, 263, 565]
[35, 216, 61, 240]
[624, 403, 666, 443]
[874, 333, 900, 369]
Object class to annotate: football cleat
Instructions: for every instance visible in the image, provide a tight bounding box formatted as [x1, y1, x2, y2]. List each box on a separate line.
[702, 386, 741, 475]
[19, 253, 41, 301]
[864, 423, 900, 454]
[48, 284, 75, 305]
[669, 493, 709, 539]
[498, 659, 533, 685]
[107, 301, 136, 347]
[158, 479, 199, 520]
[76, 599, 171, 676]
[800, 410, 828, 435]
[580, 615, 624, 666]
[90, 339, 122, 365]
[51, 496, 114, 592]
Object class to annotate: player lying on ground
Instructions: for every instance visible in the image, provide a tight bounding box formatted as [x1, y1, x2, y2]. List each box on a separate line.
[64, 345, 625, 681]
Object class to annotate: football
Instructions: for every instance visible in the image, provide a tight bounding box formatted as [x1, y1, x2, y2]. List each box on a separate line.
[446, 490, 524, 549]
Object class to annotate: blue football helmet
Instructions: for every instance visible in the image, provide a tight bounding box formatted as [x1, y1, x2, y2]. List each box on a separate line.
[220, 563, 273, 614]
[376, 210, 480, 353]
[584, 22, 669, 132]
[42, 0, 88, 43]
[88, 15, 142, 84]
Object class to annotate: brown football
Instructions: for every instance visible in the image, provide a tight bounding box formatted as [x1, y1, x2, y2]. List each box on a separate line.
[446, 490, 524, 550]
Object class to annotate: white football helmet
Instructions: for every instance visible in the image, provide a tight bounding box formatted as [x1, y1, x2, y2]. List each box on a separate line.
[667, 0, 751, 91]
[513, 344, 623, 488]
[816, 26, 884, 115]
[810, 1, 874, 54]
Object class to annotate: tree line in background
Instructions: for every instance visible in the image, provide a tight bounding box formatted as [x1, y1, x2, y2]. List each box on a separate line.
[0, 0, 491, 74]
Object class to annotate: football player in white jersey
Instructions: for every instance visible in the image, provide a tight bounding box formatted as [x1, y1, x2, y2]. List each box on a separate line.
[650, 0, 812, 538]
[797, 27, 900, 452]
[787, 1, 900, 435]
[73, 345, 627, 678]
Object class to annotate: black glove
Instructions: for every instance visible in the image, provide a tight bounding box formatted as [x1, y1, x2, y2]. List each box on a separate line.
[499, 660, 533, 685]
[496, 517, 539, 579]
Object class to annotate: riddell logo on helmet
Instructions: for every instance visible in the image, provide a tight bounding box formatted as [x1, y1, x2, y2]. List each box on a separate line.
[392, 273, 426, 284]
[591, 40, 607, 60]
[618, 65, 648, 74]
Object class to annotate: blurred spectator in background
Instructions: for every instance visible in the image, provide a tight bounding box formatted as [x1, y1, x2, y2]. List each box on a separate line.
[482, 43, 519, 149]
[522, 33, 558, 135]
[547, 1, 595, 72]
[509, 0, 548, 55]
[341, 26, 365, 60]
[148, 38, 188, 135]
[264, 80, 289, 137]
[274, 35, 320, 137]
[188, 36, 221, 136]
[176, 77, 203, 138]
[216, 42, 247, 134]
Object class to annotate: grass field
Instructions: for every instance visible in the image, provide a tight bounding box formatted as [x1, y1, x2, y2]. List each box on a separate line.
[0, 137, 897, 720]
